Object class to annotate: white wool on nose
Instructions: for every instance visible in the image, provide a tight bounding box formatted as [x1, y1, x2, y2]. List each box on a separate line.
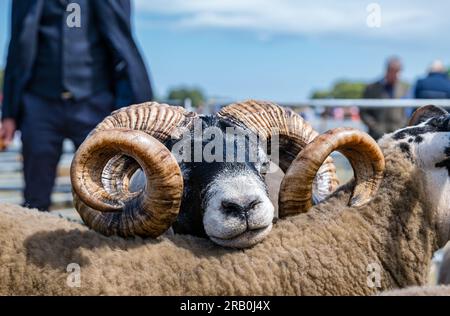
[202, 171, 274, 243]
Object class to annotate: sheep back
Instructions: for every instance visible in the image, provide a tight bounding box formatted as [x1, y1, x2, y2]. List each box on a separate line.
[0, 200, 379, 296]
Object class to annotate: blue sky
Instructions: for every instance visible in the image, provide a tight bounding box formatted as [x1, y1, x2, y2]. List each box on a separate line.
[1, 0, 450, 101]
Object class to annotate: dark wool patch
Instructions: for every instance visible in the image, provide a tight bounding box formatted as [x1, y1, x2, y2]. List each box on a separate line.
[393, 126, 435, 140]
[393, 116, 450, 140]
[399, 143, 412, 160]
[414, 135, 424, 143]
[436, 146, 450, 176]
[436, 158, 450, 176]
[445, 146, 450, 157]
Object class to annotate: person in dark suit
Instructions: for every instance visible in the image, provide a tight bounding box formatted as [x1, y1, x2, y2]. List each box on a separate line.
[360, 57, 409, 140]
[414, 60, 450, 99]
[0, 0, 153, 211]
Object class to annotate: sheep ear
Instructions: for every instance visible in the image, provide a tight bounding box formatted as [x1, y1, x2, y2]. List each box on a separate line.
[408, 105, 448, 126]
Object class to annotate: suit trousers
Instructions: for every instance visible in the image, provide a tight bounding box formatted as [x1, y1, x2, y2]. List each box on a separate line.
[21, 90, 114, 211]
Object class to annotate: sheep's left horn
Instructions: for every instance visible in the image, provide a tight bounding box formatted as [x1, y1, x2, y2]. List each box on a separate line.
[71, 102, 196, 237]
[279, 128, 385, 217]
[71, 130, 183, 237]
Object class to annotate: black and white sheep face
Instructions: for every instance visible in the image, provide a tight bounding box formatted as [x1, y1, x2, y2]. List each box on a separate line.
[392, 116, 450, 169]
[387, 106, 450, 239]
[202, 168, 274, 248]
[168, 117, 275, 248]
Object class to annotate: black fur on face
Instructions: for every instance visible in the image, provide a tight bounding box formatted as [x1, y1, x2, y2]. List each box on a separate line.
[165, 116, 270, 238]
[398, 142, 412, 160]
[393, 115, 450, 141]
[436, 146, 450, 176]
[392, 106, 450, 176]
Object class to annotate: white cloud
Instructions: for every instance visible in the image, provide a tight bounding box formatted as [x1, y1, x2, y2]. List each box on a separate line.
[134, 0, 448, 41]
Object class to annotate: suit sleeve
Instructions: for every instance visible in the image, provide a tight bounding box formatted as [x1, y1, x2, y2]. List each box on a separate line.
[111, 0, 132, 30]
[360, 86, 376, 127]
[360, 85, 384, 138]
[119, 0, 132, 28]
[2, 1, 21, 120]
[414, 81, 422, 99]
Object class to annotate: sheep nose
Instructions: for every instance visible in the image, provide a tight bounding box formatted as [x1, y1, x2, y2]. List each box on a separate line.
[221, 199, 261, 216]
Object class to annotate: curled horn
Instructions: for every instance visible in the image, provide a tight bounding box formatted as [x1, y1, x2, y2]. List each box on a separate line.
[71, 102, 196, 237]
[408, 105, 449, 126]
[218, 100, 339, 203]
[279, 128, 385, 217]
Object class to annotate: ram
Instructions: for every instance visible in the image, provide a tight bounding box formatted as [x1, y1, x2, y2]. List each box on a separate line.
[70, 100, 338, 248]
[0, 104, 449, 295]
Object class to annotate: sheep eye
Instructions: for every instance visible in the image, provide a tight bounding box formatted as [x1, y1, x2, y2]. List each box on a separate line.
[260, 161, 270, 173]
[428, 118, 439, 127]
[428, 117, 446, 128]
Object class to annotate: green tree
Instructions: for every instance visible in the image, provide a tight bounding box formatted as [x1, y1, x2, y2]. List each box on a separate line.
[311, 80, 366, 99]
[311, 90, 331, 99]
[167, 87, 205, 108]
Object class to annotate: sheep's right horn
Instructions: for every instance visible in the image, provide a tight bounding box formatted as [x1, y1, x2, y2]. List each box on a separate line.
[408, 105, 448, 126]
[71, 103, 195, 237]
[279, 128, 385, 217]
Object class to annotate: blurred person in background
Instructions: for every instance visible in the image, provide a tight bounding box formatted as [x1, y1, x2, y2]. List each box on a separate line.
[360, 57, 409, 140]
[414, 60, 450, 99]
[0, 0, 153, 211]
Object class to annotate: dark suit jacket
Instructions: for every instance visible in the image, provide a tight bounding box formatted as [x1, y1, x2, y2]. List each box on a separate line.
[360, 80, 408, 140]
[2, 0, 153, 127]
